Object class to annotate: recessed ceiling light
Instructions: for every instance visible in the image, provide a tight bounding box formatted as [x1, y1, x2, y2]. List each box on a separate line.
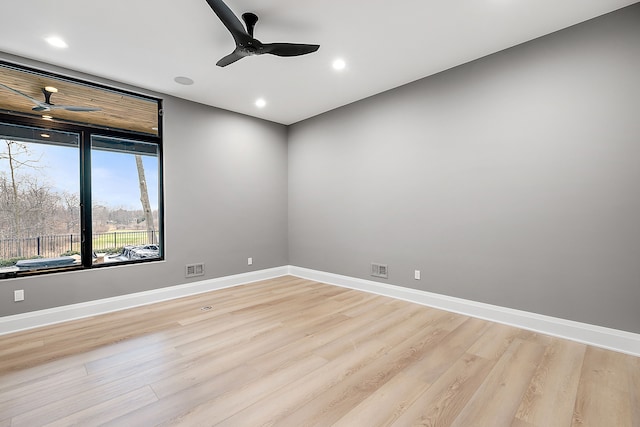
[40, 133, 50, 138]
[44, 86, 58, 93]
[45, 36, 68, 48]
[255, 98, 266, 108]
[332, 58, 346, 71]
[174, 76, 194, 85]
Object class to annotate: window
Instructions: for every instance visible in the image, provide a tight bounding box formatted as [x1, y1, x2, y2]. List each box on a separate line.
[0, 124, 81, 272]
[91, 136, 161, 264]
[0, 62, 162, 278]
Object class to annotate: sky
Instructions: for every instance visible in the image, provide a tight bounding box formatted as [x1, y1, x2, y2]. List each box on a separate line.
[92, 149, 159, 210]
[0, 139, 159, 211]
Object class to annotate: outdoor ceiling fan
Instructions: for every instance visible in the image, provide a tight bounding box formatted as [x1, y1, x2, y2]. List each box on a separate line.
[205, 0, 320, 67]
[0, 83, 101, 112]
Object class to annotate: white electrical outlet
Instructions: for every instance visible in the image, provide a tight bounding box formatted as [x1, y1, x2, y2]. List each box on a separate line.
[248, 257, 253, 265]
[414, 270, 421, 280]
[14, 289, 25, 302]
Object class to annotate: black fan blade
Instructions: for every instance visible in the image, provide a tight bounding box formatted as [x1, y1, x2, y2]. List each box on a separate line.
[216, 49, 247, 67]
[52, 105, 102, 112]
[262, 43, 320, 57]
[204, 0, 251, 44]
[242, 13, 258, 37]
[31, 106, 51, 112]
[40, 88, 101, 112]
[0, 83, 46, 108]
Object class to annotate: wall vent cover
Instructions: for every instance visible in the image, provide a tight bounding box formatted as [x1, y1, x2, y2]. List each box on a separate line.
[371, 263, 388, 279]
[185, 263, 205, 278]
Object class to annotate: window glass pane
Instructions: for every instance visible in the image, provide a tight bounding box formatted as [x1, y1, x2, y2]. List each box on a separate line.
[91, 135, 160, 264]
[0, 122, 81, 273]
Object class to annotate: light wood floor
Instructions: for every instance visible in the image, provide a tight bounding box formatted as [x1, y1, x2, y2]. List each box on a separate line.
[1, 276, 638, 426]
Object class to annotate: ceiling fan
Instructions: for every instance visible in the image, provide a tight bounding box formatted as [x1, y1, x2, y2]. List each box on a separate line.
[0, 83, 101, 112]
[205, 0, 320, 67]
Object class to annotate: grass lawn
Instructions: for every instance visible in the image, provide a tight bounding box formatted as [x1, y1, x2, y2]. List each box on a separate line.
[92, 230, 157, 252]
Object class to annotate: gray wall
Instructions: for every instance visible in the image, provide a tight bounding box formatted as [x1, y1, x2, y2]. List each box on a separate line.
[0, 57, 288, 316]
[288, 5, 640, 333]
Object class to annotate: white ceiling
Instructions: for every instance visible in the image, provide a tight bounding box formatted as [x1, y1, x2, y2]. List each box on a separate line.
[0, 0, 637, 125]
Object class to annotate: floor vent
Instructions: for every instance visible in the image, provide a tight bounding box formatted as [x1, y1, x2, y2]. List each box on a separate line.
[185, 263, 205, 278]
[371, 263, 388, 279]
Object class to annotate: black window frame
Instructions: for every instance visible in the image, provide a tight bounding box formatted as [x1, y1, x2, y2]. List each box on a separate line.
[0, 63, 164, 279]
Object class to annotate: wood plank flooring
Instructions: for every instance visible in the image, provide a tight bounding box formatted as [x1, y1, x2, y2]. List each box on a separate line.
[0, 275, 638, 426]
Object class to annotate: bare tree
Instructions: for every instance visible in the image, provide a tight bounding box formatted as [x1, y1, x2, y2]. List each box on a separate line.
[60, 191, 80, 233]
[0, 139, 42, 256]
[22, 176, 58, 236]
[135, 155, 156, 244]
[0, 174, 13, 238]
[92, 204, 110, 233]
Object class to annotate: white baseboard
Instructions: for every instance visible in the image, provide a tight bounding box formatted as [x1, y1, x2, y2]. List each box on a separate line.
[3, 265, 638, 357]
[0, 266, 289, 336]
[288, 266, 640, 357]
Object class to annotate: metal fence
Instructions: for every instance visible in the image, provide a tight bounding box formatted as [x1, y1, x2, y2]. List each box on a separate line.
[0, 231, 158, 260]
